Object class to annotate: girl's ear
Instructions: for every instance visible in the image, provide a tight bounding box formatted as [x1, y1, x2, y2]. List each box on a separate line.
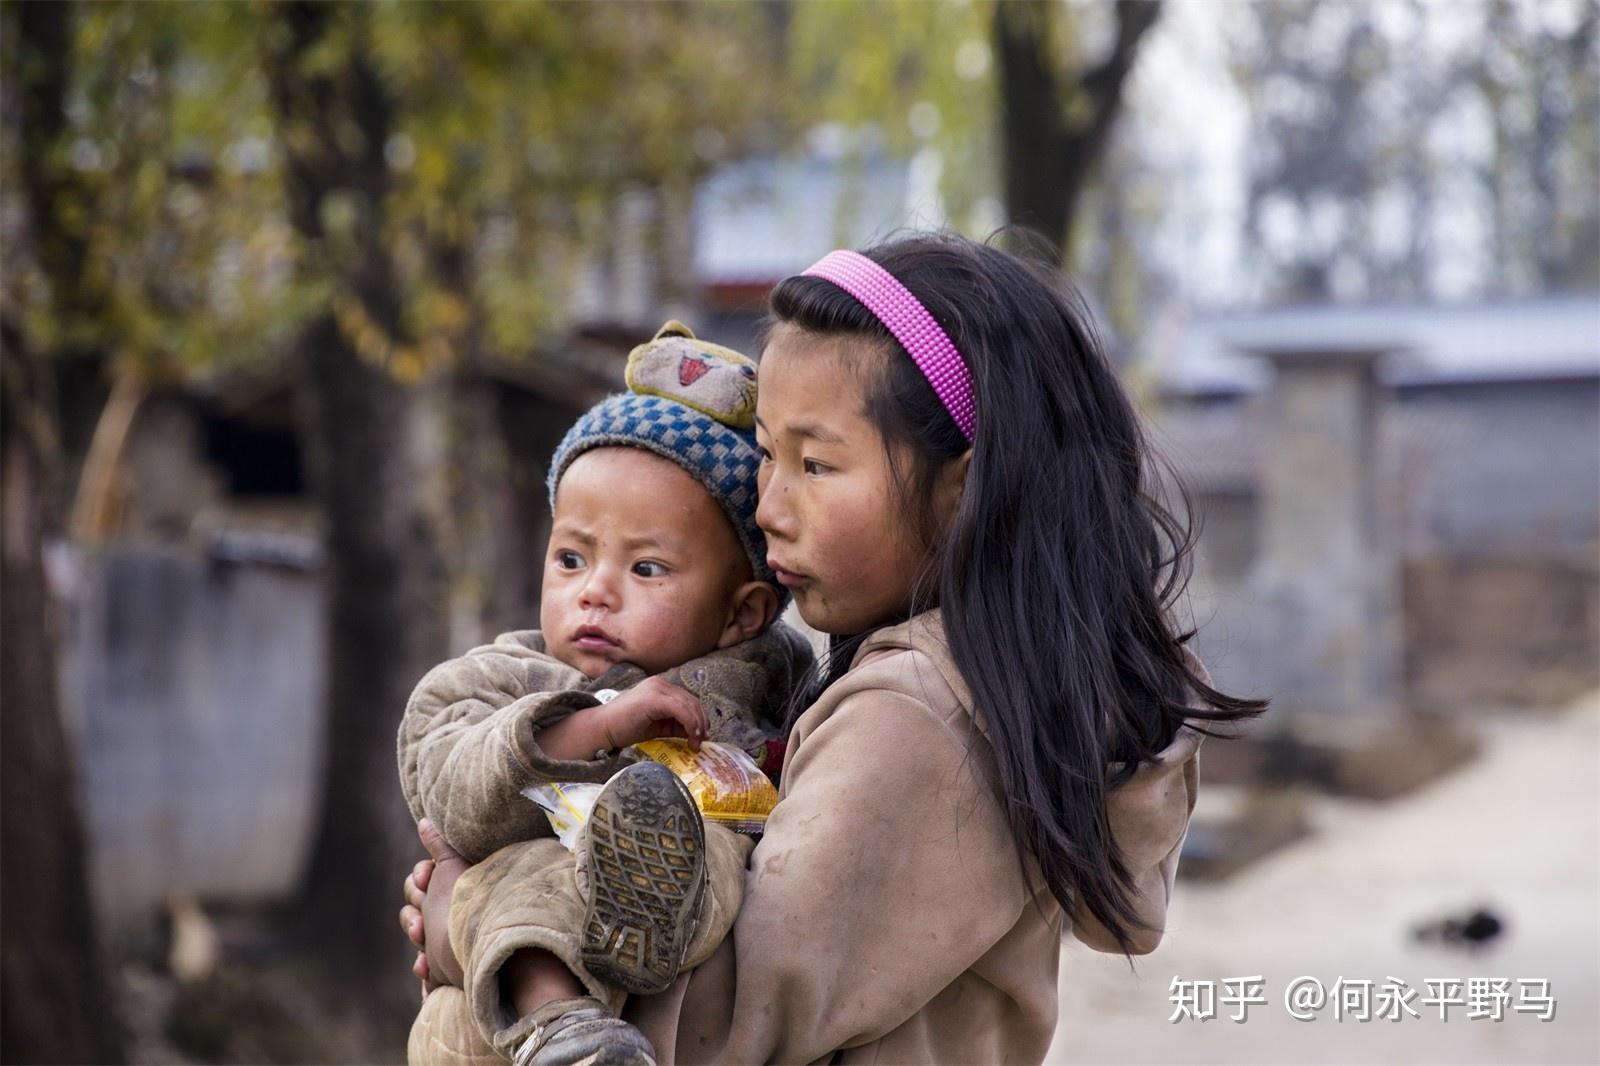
[933, 448, 972, 526]
[718, 580, 781, 648]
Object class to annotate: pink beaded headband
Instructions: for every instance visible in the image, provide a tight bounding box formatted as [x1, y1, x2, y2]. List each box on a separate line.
[799, 250, 977, 442]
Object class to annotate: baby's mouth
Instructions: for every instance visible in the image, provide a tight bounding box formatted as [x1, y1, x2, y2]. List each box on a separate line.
[572, 624, 621, 652]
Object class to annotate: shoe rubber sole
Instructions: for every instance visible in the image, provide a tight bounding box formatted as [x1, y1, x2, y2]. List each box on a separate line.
[513, 1007, 658, 1066]
[580, 761, 706, 995]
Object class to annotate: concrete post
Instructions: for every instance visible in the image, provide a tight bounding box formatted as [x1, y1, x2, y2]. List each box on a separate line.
[1196, 339, 1478, 800]
[1247, 344, 1403, 719]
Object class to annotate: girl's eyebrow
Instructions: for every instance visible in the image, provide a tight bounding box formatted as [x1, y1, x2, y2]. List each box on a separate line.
[754, 415, 847, 445]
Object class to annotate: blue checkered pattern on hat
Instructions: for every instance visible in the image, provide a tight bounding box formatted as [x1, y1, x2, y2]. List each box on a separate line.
[547, 393, 780, 596]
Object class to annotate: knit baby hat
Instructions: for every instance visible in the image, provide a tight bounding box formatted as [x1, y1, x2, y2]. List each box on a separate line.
[547, 321, 781, 597]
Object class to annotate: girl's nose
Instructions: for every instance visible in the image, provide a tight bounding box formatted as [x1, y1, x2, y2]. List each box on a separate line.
[755, 470, 796, 543]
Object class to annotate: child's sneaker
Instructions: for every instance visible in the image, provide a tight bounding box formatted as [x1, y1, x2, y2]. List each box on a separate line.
[508, 996, 656, 1066]
[577, 761, 706, 994]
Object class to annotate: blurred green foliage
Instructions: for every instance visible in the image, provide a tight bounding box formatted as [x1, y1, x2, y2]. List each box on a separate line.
[3, 0, 1024, 386]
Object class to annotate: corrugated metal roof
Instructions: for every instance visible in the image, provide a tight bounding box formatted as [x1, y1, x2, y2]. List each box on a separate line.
[1149, 296, 1600, 394]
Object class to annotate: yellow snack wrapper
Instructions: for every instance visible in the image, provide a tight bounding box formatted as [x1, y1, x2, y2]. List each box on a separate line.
[631, 738, 778, 833]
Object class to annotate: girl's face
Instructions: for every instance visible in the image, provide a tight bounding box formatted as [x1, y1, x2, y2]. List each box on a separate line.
[754, 325, 934, 635]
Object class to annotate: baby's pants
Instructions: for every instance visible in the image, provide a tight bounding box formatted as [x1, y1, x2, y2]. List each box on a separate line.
[408, 823, 754, 1064]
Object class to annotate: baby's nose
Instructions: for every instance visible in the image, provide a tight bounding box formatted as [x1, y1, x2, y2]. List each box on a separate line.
[576, 570, 621, 610]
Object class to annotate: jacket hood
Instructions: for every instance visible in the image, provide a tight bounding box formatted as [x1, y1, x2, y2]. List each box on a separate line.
[855, 609, 1206, 955]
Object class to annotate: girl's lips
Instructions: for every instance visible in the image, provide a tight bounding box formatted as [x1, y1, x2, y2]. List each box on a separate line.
[769, 564, 808, 588]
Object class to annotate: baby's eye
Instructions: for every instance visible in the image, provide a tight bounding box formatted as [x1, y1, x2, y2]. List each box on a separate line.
[555, 549, 583, 570]
[802, 458, 830, 476]
[632, 560, 668, 579]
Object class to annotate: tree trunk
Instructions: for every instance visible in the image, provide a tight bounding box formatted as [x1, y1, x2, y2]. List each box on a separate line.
[995, 2, 1070, 255]
[1, 316, 126, 1065]
[439, 366, 531, 644]
[293, 312, 447, 985]
[429, 236, 536, 646]
[262, 1, 449, 1018]
[1, 4, 127, 1059]
[994, 0, 1162, 261]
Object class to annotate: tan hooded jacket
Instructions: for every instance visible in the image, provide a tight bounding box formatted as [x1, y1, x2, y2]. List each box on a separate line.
[449, 609, 1206, 1064]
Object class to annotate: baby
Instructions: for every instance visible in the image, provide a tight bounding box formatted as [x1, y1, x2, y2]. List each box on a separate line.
[398, 322, 813, 1066]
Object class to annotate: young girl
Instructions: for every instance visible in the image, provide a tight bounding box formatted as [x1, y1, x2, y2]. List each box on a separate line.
[403, 233, 1267, 1064]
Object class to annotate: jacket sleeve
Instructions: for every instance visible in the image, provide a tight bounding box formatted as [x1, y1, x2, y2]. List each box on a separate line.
[626, 668, 1036, 1063]
[660, 620, 817, 757]
[1068, 644, 1210, 955]
[1065, 722, 1203, 955]
[397, 641, 636, 863]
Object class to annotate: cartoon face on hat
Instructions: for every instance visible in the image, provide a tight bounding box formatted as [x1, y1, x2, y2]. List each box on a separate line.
[625, 321, 758, 429]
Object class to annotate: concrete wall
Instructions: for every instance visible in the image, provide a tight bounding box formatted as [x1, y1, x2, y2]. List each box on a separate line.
[1168, 377, 1600, 709]
[1394, 379, 1599, 563]
[59, 543, 326, 935]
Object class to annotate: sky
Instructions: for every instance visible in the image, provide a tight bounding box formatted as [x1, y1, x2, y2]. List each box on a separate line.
[1126, 0, 1253, 309]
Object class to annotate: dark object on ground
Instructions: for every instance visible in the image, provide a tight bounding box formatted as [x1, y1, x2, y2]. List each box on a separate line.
[1411, 905, 1505, 950]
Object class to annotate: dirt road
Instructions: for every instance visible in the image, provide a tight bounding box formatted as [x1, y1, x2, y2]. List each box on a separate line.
[1049, 691, 1600, 1065]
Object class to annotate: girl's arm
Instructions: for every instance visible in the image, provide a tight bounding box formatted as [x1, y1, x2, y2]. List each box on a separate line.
[629, 675, 1202, 1061]
[636, 680, 1035, 1062]
[439, 660, 1037, 1060]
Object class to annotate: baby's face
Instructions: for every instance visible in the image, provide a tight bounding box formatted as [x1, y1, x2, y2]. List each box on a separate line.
[541, 447, 750, 680]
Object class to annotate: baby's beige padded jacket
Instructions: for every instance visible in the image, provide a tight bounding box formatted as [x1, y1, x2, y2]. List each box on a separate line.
[442, 610, 1207, 1065]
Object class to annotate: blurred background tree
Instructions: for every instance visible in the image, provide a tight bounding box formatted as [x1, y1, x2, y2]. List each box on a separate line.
[994, 0, 1161, 258]
[776, 0, 1160, 261]
[2, 7, 127, 1059]
[259, 2, 452, 1013]
[1230, 0, 1599, 302]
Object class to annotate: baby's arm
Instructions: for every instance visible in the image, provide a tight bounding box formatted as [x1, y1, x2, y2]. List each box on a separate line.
[398, 641, 711, 863]
[536, 675, 709, 758]
[399, 640, 608, 862]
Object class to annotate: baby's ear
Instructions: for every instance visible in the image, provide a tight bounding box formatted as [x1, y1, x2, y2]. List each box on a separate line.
[719, 581, 780, 648]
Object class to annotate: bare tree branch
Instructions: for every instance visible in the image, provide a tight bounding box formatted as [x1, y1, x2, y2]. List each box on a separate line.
[995, 0, 1162, 258]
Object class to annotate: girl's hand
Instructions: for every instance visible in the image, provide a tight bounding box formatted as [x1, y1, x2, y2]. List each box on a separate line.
[597, 676, 709, 750]
[399, 819, 469, 996]
[400, 856, 433, 997]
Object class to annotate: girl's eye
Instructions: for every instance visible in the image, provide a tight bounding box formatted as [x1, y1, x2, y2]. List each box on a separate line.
[632, 560, 668, 579]
[555, 550, 583, 570]
[756, 445, 772, 463]
[802, 458, 830, 476]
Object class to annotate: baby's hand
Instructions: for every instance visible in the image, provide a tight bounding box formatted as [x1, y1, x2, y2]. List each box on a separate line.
[599, 676, 709, 750]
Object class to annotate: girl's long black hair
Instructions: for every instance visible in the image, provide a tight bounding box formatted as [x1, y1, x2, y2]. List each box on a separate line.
[766, 233, 1268, 960]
